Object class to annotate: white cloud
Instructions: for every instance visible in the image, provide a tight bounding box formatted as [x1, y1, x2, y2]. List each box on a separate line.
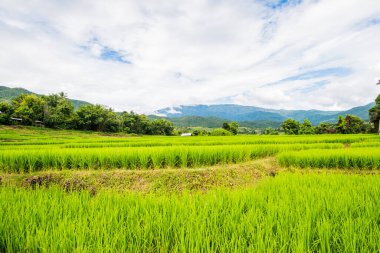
[0, 0, 379, 113]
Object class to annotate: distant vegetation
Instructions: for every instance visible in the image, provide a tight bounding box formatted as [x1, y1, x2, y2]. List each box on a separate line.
[156, 102, 375, 123]
[0, 85, 379, 136]
[0, 93, 176, 135]
[276, 95, 380, 135]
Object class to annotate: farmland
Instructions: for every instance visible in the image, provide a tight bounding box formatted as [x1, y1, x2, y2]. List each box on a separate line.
[1, 126, 380, 252]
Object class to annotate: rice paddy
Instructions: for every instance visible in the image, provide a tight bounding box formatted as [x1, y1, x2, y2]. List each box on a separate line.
[1, 126, 380, 252]
[2, 174, 380, 252]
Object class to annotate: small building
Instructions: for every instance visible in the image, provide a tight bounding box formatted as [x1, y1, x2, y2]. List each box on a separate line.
[34, 120, 44, 127]
[181, 133, 192, 137]
[11, 117, 22, 122]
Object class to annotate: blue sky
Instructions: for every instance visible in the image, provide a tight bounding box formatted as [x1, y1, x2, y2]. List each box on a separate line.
[0, 0, 379, 112]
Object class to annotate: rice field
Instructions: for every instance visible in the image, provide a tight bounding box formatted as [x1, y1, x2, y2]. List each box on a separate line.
[1, 126, 380, 252]
[278, 148, 380, 169]
[0, 126, 379, 172]
[1, 173, 380, 252]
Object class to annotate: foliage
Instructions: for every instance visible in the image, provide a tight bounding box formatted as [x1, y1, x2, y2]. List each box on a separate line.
[315, 122, 337, 134]
[121, 111, 150, 134]
[281, 119, 300, 135]
[0, 101, 13, 125]
[280, 115, 371, 135]
[210, 128, 233, 136]
[222, 121, 239, 135]
[263, 127, 279, 135]
[121, 112, 174, 135]
[75, 104, 121, 132]
[0, 92, 174, 135]
[192, 129, 210, 136]
[43, 92, 75, 129]
[147, 119, 175, 136]
[369, 94, 380, 132]
[11, 94, 45, 125]
[336, 115, 367, 134]
[299, 119, 315, 134]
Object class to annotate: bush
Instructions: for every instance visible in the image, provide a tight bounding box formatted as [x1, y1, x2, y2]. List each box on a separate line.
[210, 128, 232, 136]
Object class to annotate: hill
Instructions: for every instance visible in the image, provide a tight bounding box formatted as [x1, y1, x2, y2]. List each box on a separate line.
[0, 86, 90, 109]
[156, 103, 374, 125]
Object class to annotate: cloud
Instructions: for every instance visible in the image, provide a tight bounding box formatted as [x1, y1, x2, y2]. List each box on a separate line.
[0, 0, 379, 113]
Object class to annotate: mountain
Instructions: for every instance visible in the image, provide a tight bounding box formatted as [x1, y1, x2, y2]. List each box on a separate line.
[0, 86, 90, 109]
[155, 103, 375, 125]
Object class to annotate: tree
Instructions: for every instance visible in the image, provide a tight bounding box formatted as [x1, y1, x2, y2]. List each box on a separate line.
[210, 128, 232, 136]
[75, 105, 121, 132]
[43, 93, 75, 129]
[336, 115, 366, 134]
[147, 119, 175, 136]
[11, 94, 44, 125]
[222, 122, 231, 131]
[120, 111, 150, 134]
[299, 119, 315, 135]
[0, 101, 13, 125]
[369, 94, 380, 133]
[315, 122, 337, 134]
[222, 121, 239, 135]
[192, 129, 210, 136]
[263, 127, 279, 135]
[281, 119, 300, 135]
[229, 122, 239, 135]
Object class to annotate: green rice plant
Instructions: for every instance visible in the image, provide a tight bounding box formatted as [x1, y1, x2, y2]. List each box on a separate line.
[0, 145, 278, 172]
[278, 148, 380, 169]
[1, 173, 380, 252]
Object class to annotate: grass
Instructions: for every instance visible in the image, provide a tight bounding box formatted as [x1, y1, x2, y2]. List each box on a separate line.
[0, 159, 274, 193]
[0, 143, 346, 172]
[1, 126, 380, 252]
[1, 173, 380, 252]
[278, 148, 380, 169]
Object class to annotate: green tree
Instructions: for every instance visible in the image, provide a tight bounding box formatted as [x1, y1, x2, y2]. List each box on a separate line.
[148, 119, 175, 136]
[281, 119, 300, 135]
[43, 93, 75, 129]
[263, 127, 279, 135]
[369, 94, 380, 133]
[11, 94, 44, 125]
[222, 121, 239, 135]
[336, 115, 366, 134]
[222, 122, 231, 131]
[210, 128, 232, 136]
[192, 129, 210, 136]
[299, 119, 315, 135]
[75, 105, 121, 132]
[315, 122, 337, 134]
[0, 101, 13, 125]
[120, 111, 150, 134]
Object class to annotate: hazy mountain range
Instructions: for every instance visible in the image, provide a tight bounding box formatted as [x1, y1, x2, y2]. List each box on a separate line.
[0, 86, 374, 128]
[155, 103, 374, 126]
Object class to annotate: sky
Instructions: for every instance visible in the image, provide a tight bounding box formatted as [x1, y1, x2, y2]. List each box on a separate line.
[0, 0, 379, 113]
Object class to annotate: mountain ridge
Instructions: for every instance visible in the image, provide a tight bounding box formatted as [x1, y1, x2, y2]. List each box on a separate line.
[0, 86, 90, 109]
[0, 85, 374, 127]
[156, 103, 374, 125]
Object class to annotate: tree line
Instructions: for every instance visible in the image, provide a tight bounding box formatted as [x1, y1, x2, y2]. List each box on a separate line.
[265, 94, 380, 135]
[0, 93, 175, 135]
[1, 92, 379, 135]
